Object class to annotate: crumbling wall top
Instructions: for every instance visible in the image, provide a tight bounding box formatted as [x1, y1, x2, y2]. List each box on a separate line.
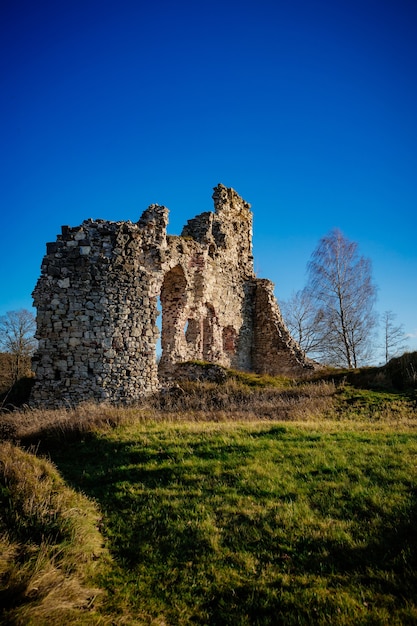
[212, 183, 252, 215]
[181, 184, 254, 277]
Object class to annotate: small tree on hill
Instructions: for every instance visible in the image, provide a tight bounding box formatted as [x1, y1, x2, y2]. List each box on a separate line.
[381, 310, 407, 364]
[0, 309, 37, 383]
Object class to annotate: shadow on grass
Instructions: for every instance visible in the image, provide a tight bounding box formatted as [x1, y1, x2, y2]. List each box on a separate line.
[43, 431, 417, 624]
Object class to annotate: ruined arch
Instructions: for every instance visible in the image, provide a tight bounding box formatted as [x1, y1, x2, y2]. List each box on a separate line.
[185, 317, 202, 355]
[222, 325, 237, 355]
[158, 264, 188, 375]
[30, 184, 317, 407]
[202, 303, 222, 362]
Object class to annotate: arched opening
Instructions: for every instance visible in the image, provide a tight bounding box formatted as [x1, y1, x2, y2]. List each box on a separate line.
[202, 303, 218, 362]
[222, 325, 237, 354]
[159, 265, 188, 375]
[185, 317, 202, 357]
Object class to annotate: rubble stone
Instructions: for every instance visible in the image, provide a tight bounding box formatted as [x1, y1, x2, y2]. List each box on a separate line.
[31, 184, 316, 407]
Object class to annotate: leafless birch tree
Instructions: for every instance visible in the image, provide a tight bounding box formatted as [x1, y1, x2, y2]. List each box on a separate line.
[381, 310, 406, 363]
[280, 289, 322, 357]
[306, 229, 377, 368]
[0, 309, 37, 383]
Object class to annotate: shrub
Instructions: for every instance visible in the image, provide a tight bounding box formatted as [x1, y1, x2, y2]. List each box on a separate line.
[385, 351, 417, 390]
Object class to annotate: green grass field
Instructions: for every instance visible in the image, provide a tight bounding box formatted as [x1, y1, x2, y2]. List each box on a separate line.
[1, 368, 417, 624]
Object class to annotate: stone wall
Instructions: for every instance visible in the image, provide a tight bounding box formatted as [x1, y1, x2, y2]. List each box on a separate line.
[252, 279, 311, 375]
[31, 184, 316, 407]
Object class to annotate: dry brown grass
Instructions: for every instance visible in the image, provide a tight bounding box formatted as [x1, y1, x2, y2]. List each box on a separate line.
[0, 380, 338, 445]
[0, 402, 151, 445]
[154, 378, 337, 422]
[0, 441, 108, 625]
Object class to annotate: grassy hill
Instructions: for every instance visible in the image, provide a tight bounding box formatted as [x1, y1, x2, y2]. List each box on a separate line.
[1, 358, 416, 625]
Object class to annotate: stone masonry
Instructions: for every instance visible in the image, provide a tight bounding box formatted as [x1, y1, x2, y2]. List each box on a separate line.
[31, 184, 316, 407]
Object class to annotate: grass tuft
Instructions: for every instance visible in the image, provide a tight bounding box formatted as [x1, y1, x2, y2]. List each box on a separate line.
[0, 441, 108, 625]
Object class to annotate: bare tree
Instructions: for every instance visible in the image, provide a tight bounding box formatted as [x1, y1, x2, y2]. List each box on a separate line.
[306, 229, 377, 368]
[0, 309, 37, 383]
[280, 289, 322, 356]
[381, 310, 406, 363]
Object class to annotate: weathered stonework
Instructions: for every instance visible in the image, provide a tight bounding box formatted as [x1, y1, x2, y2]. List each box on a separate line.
[31, 184, 315, 407]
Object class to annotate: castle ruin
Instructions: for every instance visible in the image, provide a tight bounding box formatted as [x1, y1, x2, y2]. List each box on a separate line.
[31, 184, 314, 407]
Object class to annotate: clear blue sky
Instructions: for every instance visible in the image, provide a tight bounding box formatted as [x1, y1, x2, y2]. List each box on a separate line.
[1, 0, 416, 360]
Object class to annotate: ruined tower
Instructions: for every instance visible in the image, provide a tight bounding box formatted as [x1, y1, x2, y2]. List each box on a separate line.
[31, 184, 314, 407]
